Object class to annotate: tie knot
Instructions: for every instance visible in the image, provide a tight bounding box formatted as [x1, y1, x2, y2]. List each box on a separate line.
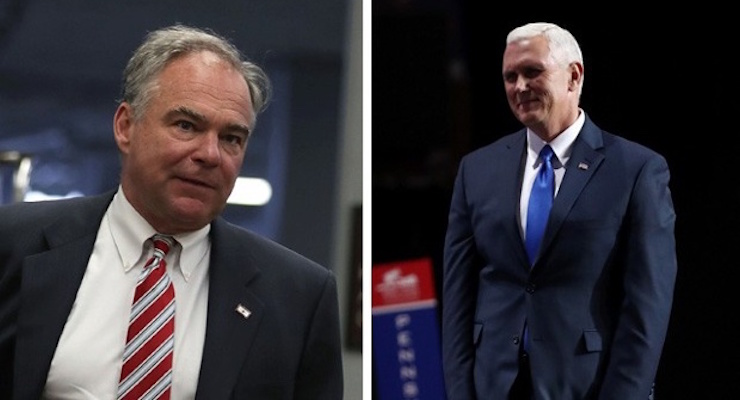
[539, 145, 554, 162]
[152, 235, 174, 257]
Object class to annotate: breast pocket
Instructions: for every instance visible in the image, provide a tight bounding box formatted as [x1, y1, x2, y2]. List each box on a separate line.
[582, 329, 602, 353]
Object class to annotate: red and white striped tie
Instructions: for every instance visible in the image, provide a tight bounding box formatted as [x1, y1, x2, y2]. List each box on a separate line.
[118, 235, 176, 400]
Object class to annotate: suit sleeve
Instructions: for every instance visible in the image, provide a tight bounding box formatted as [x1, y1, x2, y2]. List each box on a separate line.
[294, 270, 344, 400]
[442, 159, 479, 400]
[599, 154, 677, 399]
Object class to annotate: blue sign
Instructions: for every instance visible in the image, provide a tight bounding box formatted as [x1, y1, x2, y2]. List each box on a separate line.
[372, 258, 446, 400]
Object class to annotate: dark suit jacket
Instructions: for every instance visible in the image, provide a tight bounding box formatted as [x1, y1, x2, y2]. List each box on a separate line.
[442, 114, 676, 399]
[0, 190, 343, 399]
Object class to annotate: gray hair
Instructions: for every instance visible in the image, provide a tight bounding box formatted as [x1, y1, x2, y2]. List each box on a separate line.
[120, 24, 272, 123]
[507, 22, 584, 96]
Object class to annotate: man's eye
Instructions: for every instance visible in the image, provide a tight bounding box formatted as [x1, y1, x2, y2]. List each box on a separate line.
[523, 69, 542, 79]
[224, 134, 245, 146]
[176, 120, 195, 131]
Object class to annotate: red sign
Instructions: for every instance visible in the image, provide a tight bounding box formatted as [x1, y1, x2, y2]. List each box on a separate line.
[372, 258, 437, 309]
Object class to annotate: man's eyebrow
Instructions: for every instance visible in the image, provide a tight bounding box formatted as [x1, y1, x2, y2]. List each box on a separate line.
[166, 106, 206, 123]
[166, 106, 251, 137]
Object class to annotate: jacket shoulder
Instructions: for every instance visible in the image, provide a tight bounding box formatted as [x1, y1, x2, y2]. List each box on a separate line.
[459, 130, 524, 168]
[212, 219, 332, 280]
[0, 191, 112, 235]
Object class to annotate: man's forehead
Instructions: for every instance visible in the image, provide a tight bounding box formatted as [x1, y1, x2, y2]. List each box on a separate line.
[502, 55, 547, 73]
[503, 42, 551, 70]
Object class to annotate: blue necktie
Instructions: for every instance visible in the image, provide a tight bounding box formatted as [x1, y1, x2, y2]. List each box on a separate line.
[523, 145, 555, 354]
[526, 145, 554, 265]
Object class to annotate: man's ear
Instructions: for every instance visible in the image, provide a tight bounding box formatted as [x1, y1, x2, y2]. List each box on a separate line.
[569, 62, 584, 92]
[113, 102, 134, 154]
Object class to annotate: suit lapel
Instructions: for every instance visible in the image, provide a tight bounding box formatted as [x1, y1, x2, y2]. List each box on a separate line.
[537, 117, 605, 264]
[195, 219, 263, 400]
[14, 192, 113, 399]
[501, 131, 532, 269]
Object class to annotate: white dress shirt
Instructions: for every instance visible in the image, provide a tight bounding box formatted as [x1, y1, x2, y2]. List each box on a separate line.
[43, 188, 211, 400]
[519, 110, 585, 237]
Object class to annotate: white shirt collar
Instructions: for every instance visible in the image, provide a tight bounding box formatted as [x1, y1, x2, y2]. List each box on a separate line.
[527, 109, 585, 166]
[108, 186, 210, 281]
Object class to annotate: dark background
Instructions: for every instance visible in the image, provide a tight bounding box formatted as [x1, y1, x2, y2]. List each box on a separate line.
[373, 2, 738, 398]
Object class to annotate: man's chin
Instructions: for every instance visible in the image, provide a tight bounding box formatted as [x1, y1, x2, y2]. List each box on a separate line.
[169, 197, 219, 228]
[516, 112, 541, 126]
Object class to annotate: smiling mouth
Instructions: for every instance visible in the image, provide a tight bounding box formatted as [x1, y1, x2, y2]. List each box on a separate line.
[517, 99, 540, 109]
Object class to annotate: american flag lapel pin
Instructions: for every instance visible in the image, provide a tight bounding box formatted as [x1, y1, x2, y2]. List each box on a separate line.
[577, 162, 589, 170]
[235, 304, 251, 319]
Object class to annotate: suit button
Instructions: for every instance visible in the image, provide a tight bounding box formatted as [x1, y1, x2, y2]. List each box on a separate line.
[512, 335, 520, 345]
[526, 283, 536, 293]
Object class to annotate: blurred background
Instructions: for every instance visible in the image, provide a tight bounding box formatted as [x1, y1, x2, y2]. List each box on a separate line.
[0, 0, 362, 398]
[373, 1, 738, 398]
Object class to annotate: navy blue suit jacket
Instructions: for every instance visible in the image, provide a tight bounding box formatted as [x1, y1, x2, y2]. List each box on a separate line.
[0, 190, 343, 399]
[442, 114, 676, 399]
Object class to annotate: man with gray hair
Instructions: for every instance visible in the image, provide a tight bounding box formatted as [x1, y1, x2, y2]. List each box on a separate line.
[442, 21, 675, 399]
[0, 24, 343, 399]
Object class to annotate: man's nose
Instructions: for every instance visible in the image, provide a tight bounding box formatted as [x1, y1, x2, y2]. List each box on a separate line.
[191, 132, 221, 166]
